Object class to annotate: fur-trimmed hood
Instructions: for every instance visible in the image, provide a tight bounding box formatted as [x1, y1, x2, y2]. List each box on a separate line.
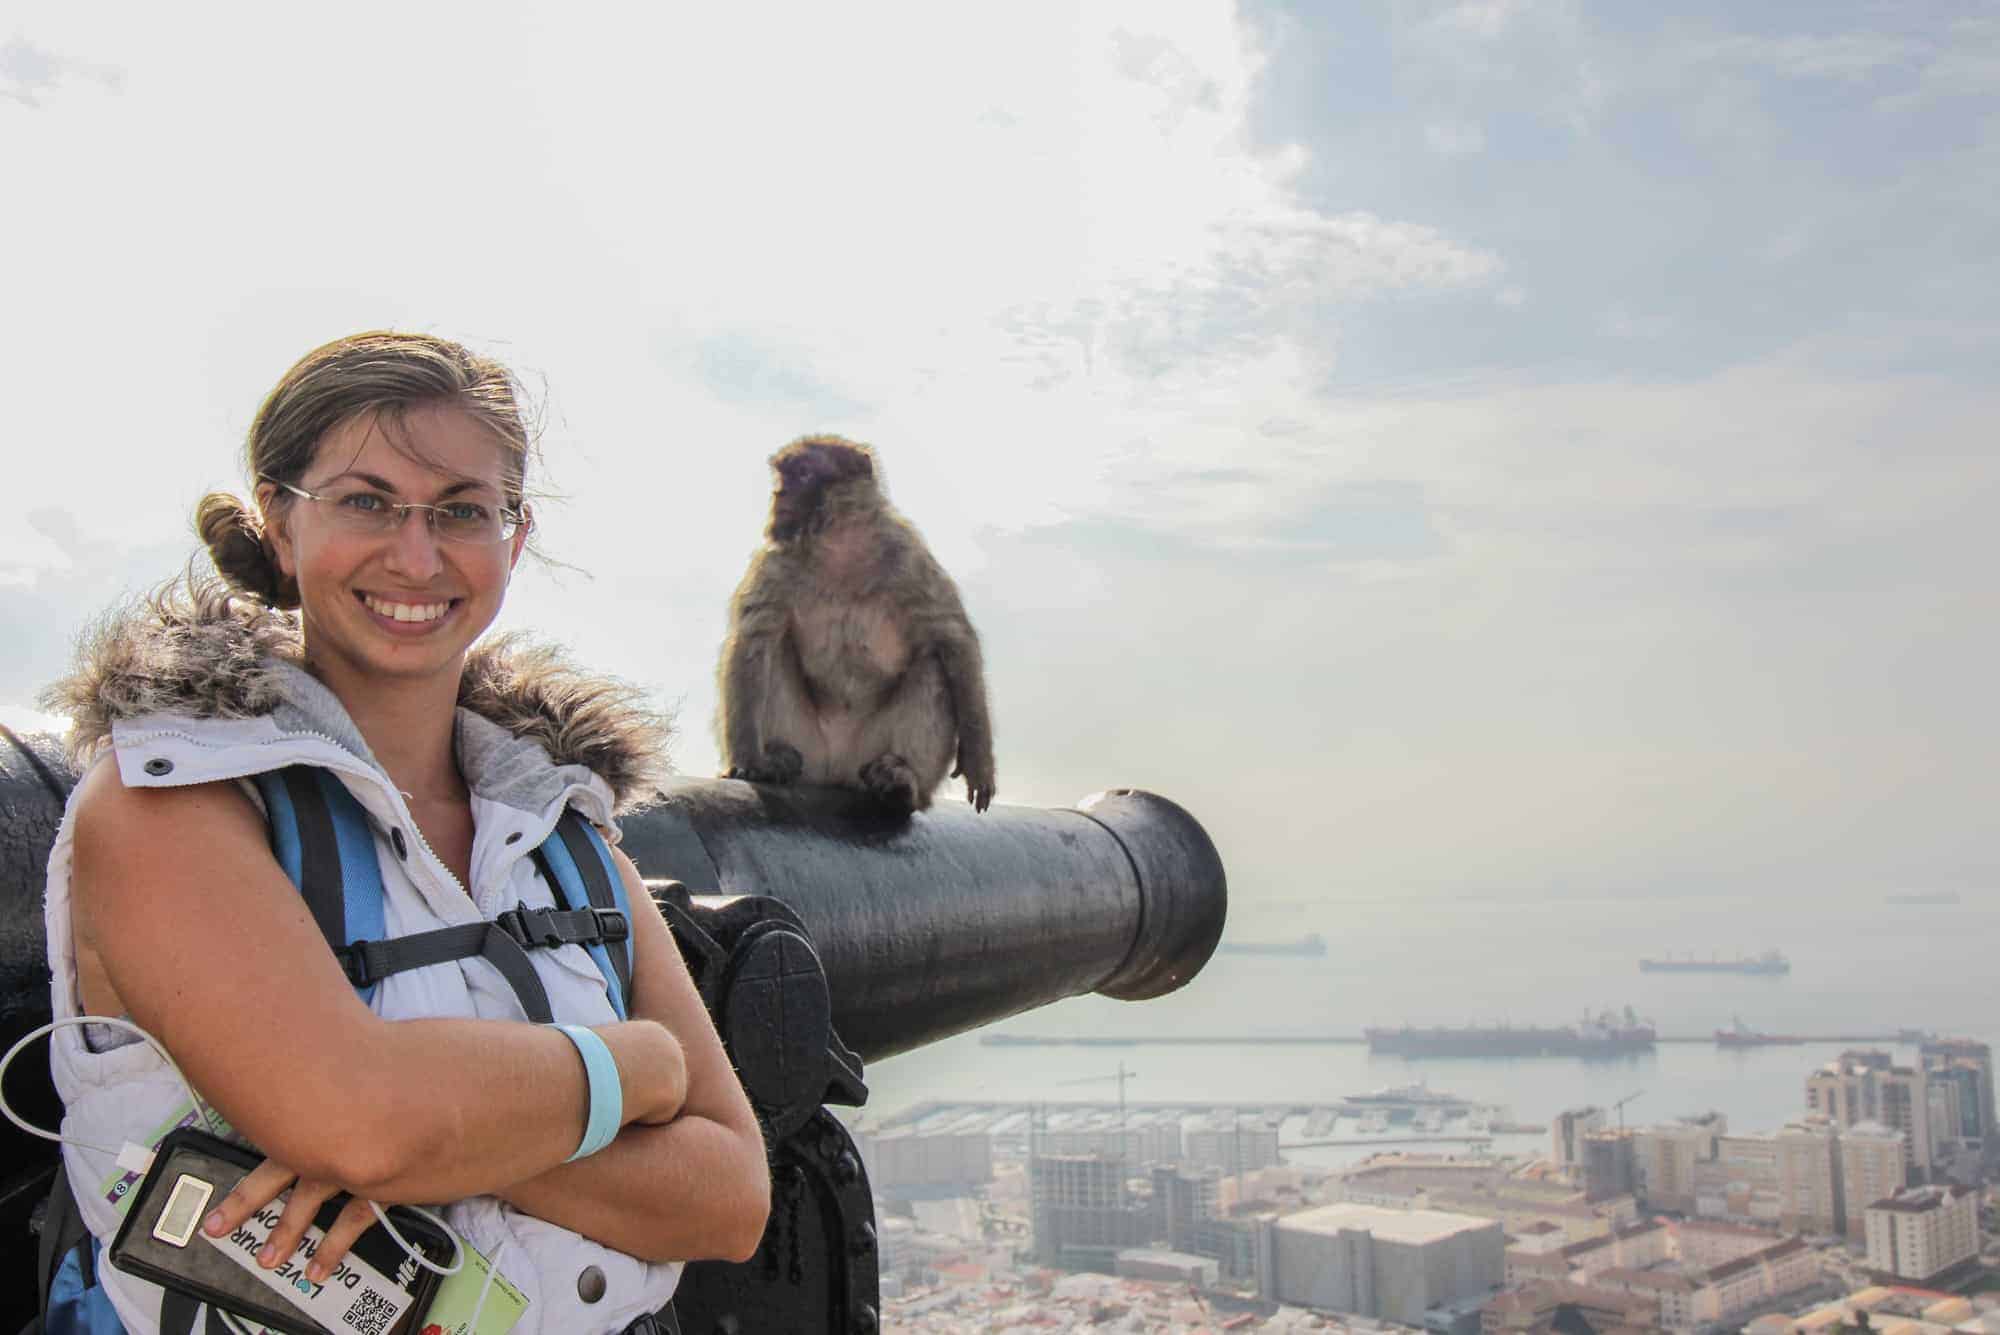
[40, 575, 675, 813]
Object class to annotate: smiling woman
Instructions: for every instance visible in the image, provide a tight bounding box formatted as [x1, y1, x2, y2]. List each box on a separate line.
[35, 332, 767, 1334]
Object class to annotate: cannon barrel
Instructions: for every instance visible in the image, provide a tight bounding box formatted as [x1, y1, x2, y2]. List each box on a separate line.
[0, 730, 1227, 1062]
[621, 778, 1226, 1061]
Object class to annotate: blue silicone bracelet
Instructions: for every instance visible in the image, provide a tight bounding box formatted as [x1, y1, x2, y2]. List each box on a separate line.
[553, 1024, 623, 1161]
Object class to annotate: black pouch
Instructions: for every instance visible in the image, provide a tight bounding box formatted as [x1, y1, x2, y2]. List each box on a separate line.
[108, 1127, 450, 1335]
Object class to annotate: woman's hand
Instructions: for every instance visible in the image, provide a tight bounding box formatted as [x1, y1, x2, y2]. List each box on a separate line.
[201, 1156, 379, 1286]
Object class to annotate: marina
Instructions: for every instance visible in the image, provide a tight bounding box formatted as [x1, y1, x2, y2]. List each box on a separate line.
[873, 1083, 1544, 1157]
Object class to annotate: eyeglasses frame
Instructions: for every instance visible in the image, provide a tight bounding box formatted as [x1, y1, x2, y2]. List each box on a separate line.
[262, 477, 529, 546]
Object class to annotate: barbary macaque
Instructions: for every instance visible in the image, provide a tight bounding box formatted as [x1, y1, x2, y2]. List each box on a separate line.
[715, 434, 997, 814]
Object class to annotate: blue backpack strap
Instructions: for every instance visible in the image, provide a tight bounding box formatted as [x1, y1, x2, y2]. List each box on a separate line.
[531, 813, 634, 1019]
[254, 765, 625, 1025]
[252, 767, 385, 1006]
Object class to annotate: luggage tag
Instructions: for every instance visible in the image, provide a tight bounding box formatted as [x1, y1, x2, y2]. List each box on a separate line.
[109, 1127, 451, 1335]
[418, 1237, 530, 1335]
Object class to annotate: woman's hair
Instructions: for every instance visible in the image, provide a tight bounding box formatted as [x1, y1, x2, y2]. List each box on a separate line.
[196, 331, 537, 609]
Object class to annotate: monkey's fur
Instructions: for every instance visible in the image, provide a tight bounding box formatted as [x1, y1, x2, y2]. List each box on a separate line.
[716, 435, 997, 814]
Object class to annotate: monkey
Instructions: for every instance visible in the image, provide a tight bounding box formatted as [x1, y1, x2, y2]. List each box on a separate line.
[715, 434, 997, 814]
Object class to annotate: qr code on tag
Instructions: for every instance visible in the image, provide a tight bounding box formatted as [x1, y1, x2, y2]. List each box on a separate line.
[340, 1287, 398, 1335]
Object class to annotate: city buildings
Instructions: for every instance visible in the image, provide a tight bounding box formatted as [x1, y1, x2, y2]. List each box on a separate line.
[1921, 1037, 1996, 1152]
[1700, 1132, 1784, 1224]
[1185, 1116, 1284, 1176]
[1633, 1113, 1728, 1214]
[1580, 1128, 1640, 1202]
[1337, 1155, 1636, 1243]
[1497, 1217, 1820, 1331]
[1862, 1184, 1980, 1283]
[1764, 1283, 1991, 1335]
[1026, 1154, 1153, 1268]
[1552, 1106, 1606, 1173]
[1807, 1051, 1936, 1180]
[1151, 1163, 1220, 1253]
[1773, 1118, 1844, 1235]
[1838, 1122, 1908, 1239]
[854, 1125, 994, 1197]
[1268, 1202, 1505, 1324]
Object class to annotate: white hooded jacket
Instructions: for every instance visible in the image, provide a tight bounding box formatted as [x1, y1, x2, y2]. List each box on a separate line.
[42, 580, 684, 1334]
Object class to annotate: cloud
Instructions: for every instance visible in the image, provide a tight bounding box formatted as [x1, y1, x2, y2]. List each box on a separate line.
[1424, 121, 1487, 156]
[0, 32, 122, 108]
[4, 0, 1996, 907]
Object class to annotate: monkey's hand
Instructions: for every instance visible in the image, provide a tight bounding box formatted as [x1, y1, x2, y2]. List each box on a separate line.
[952, 753, 997, 814]
[727, 740, 804, 786]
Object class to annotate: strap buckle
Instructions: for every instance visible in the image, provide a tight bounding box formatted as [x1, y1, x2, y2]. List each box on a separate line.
[498, 902, 571, 949]
[591, 906, 630, 945]
[338, 939, 385, 988]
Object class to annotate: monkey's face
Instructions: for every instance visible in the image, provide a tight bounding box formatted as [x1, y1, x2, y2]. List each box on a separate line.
[766, 437, 874, 542]
[767, 454, 829, 542]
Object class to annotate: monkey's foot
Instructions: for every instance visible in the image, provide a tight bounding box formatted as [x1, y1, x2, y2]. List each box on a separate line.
[729, 741, 804, 786]
[858, 753, 923, 815]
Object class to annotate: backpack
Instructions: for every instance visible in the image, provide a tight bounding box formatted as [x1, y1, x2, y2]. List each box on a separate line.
[33, 764, 634, 1334]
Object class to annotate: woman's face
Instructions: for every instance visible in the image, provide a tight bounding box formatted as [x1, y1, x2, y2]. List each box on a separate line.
[263, 402, 528, 691]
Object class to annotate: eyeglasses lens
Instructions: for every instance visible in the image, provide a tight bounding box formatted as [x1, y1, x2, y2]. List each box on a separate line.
[320, 489, 516, 544]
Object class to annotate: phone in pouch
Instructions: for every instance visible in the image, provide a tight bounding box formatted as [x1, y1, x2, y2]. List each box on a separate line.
[108, 1127, 452, 1335]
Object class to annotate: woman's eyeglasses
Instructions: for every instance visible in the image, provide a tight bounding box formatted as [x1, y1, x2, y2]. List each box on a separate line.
[264, 479, 527, 545]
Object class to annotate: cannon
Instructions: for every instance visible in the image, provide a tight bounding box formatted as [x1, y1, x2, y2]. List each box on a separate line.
[0, 724, 1226, 1335]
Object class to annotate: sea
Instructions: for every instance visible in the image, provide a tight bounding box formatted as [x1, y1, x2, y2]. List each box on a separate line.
[860, 891, 1999, 1170]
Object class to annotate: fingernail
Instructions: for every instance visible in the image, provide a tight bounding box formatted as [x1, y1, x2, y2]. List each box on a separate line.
[259, 1244, 277, 1265]
[203, 1210, 226, 1236]
[307, 1263, 326, 1283]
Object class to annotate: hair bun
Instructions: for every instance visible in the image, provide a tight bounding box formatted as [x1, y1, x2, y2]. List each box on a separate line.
[195, 491, 300, 609]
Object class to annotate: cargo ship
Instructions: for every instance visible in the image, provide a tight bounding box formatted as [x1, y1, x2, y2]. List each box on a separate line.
[1639, 949, 1789, 975]
[1714, 1015, 1806, 1047]
[1216, 932, 1328, 957]
[1365, 1008, 1656, 1059]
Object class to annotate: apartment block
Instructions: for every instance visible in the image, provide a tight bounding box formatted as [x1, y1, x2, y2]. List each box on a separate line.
[1027, 1154, 1153, 1268]
[1500, 1216, 1815, 1331]
[1579, 1129, 1639, 1202]
[1693, 1134, 1782, 1225]
[1633, 1113, 1727, 1213]
[1149, 1164, 1218, 1253]
[1837, 1122, 1906, 1239]
[1183, 1121, 1282, 1176]
[1552, 1107, 1606, 1174]
[1773, 1118, 1843, 1236]
[1863, 1184, 1980, 1283]
[1921, 1037, 1996, 1150]
[1807, 1051, 1934, 1179]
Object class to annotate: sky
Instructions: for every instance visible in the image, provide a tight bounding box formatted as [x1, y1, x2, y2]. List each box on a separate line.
[4, 1, 1996, 907]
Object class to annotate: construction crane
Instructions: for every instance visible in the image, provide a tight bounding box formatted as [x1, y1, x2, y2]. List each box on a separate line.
[1056, 1061, 1140, 1124]
[1055, 1063, 1141, 1208]
[1612, 1089, 1645, 1129]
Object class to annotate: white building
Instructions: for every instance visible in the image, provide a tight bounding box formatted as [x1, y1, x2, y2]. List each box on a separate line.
[1838, 1122, 1906, 1239]
[1864, 1184, 1980, 1282]
[1267, 1202, 1503, 1325]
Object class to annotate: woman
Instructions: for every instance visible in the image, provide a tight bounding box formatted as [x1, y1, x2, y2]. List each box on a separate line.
[40, 331, 768, 1333]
